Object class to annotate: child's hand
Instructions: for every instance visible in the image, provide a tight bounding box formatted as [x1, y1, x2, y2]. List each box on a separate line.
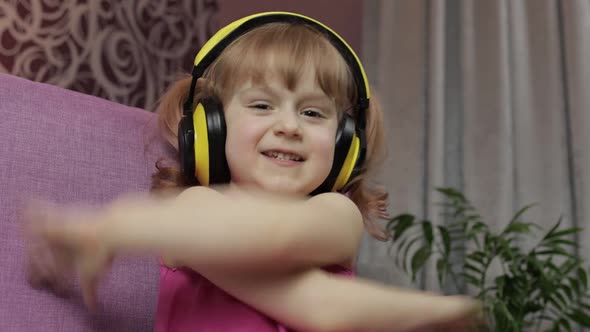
[420, 295, 485, 331]
[24, 225, 71, 297]
[22, 200, 114, 311]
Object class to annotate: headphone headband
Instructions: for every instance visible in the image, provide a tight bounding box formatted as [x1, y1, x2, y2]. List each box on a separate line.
[184, 12, 371, 126]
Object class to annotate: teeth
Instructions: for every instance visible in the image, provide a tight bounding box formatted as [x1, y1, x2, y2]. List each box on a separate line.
[265, 151, 302, 161]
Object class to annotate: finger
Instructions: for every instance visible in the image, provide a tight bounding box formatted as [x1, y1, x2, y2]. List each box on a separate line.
[25, 245, 72, 296]
[25, 253, 48, 289]
[80, 261, 110, 312]
[81, 273, 98, 312]
[78, 247, 112, 312]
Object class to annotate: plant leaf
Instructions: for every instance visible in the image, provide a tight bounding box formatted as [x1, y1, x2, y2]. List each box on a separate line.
[558, 318, 573, 332]
[508, 203, 537, 224]
[580, 301, 590, 311]
[464, 262, 483, 275]
[436, 187, 468, 202]
[393, 235, 412, 268]
[466, 251, 487, 264]
[502, 221, 538, 235]
[549, 288, 568, 309]
[387, 214, 415, 241]
[465, 222, 489, 247]
[561, 284, 574, 302]
[534, 248, 576, 258]
[411, 246, 432, 281]
[540, 217, 565, 245]
[436, 258, 447, 286]
[401, 236, 424, 273]
[462, 272, 481, 287]
[542, 238, 578, 247]
[547, 294, 566, 312]
[438, 225, 451, 255]
[567, 309, 590, 327]
[492, 299, 519, 331]
[545, 227, 584, 240]
[578, 267, 588, 290]
[421, 221, 434, 246]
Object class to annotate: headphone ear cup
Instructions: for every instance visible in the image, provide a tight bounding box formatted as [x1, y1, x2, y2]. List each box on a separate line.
[195, 98, 231, 186]
[311, 114, 359, 195]
[178, 112, 197, 185]
[332, 114, 360, 191]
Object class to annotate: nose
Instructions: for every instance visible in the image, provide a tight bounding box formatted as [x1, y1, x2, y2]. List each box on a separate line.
[273, 109, 302, 139]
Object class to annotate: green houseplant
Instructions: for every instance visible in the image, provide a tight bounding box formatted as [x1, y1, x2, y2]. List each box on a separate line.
[387, 188, 590, 331]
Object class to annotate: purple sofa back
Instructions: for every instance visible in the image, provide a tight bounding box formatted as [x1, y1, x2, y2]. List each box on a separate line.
[0, 73, 174, 331]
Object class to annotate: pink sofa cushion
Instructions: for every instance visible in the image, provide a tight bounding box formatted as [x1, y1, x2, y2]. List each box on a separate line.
[0, 73, 174, 331]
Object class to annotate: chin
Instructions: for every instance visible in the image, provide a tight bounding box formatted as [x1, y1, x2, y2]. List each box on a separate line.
[257, 181, 313, 197]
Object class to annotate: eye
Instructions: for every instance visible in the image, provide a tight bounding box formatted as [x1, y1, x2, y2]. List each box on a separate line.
[302, 109, 326, 118]
[249, 103, 272, 111]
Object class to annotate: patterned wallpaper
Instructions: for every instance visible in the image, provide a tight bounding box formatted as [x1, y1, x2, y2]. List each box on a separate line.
[0, 0, 218, 110]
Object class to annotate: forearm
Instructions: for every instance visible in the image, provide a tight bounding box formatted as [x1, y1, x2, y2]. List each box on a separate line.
[96, 188, 358, 273]
[312, 275, 477, 332]
[200, 267, 477, 332]
[97, 190, 292, 272]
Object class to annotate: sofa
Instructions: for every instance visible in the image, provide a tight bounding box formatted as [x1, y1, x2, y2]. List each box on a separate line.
[0, 73, 174, 331]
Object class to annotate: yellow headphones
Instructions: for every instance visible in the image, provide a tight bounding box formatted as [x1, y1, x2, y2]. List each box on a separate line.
[178, 12, 371, 194]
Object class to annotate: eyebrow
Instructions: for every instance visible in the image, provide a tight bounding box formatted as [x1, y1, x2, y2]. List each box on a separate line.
[298, 93, 333, 104]
[238, 86, 279, 99]
[240, 85, 333, 104]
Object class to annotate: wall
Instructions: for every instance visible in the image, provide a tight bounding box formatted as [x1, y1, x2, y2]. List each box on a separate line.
[216, 0, 363, 55]
[0, 1, 218, 109]
[0, 1, 363, 109]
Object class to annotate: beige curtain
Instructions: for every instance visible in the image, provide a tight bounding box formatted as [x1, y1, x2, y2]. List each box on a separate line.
[357, 0, 590, 295]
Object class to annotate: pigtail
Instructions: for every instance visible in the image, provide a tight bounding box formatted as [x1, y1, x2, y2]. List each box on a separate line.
[149, 75, 190, 194]
[345, 92, 391, 241]
[150, 75, 214, 194]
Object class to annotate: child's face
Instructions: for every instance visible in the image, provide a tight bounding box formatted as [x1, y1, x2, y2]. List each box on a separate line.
[223, 68, 339, 196]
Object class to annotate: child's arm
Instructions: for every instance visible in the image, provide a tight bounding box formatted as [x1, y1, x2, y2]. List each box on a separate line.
[25, 193, 480, 331]
[55, 186, 365, 273]
[200, 267, 480, 332]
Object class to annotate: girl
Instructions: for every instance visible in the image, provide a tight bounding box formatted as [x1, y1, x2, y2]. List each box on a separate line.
[25, 12, 481, 332]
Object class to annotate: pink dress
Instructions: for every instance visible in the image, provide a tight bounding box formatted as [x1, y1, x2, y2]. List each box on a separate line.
[154, 262, 353, 332]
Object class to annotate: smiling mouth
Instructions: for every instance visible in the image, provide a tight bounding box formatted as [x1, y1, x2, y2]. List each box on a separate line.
[261, 151, 305, 162]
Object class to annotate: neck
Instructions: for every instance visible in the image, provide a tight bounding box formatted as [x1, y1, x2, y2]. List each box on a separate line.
[221, 182, 308, 203]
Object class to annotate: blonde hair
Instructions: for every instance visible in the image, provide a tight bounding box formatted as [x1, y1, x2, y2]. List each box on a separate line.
[151, 22, 390, 240]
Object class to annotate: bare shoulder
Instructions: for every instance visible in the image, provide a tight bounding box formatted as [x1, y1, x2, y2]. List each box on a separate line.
[307, 192, 360, 212]
[307, 193, 363, 227]
[176, 185, 226, 203]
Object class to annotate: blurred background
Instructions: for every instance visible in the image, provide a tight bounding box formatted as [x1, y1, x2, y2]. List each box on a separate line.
[2, 0, 589, 294]
[0, 0, 362, 110]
